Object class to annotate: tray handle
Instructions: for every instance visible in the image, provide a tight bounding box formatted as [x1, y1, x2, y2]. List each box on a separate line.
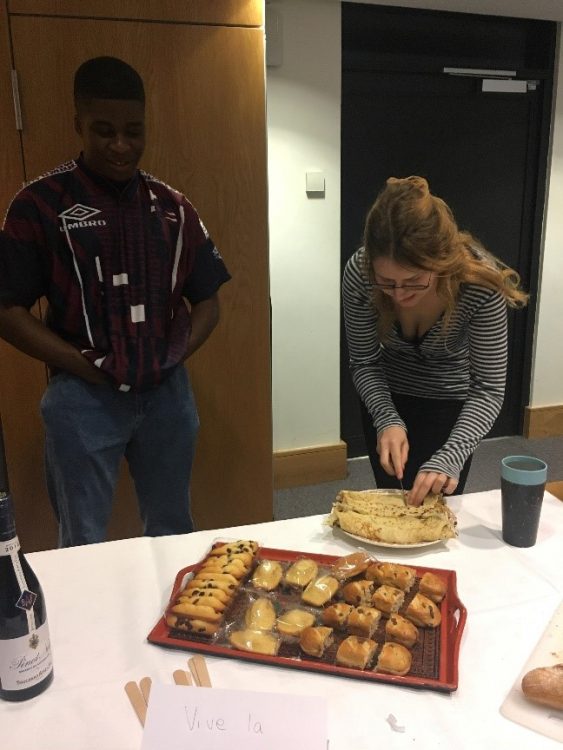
[448, 581, 467, 676]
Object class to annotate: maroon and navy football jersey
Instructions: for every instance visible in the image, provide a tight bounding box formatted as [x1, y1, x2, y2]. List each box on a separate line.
[0, 156, 230, 390]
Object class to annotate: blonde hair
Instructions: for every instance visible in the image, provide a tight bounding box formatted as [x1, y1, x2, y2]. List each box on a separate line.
[363, 176, 529, 338]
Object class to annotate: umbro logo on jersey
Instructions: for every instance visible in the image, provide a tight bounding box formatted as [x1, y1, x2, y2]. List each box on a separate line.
[59, 204, 107, 231]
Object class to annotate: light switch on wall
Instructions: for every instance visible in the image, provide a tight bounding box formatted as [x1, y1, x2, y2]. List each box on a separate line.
[306, 171, 325, 197]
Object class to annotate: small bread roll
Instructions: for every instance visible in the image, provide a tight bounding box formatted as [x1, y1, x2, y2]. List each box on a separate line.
[166, 614, 220, 636]
[200, 558, 249, 578]
[321, 602, 354, 629]
[522, 664, 563, 711]
[365, 562, 417, 592]
[251, 560, 284, 591]
[169, 602, 223, 622]
[178, 587, 232, 605]
[176, 593, 227, 612]
[330, 551, 372, 580]
[276, 608, 316, 636]
[385, 614, 419, 648]
[336, 636, 378, 669]
[202, 551, 254, 568]
[418, 572, 447, 602]
[347, 606, 382, 638]
[299, 626, 334, 657]
[229, 628, 280, 656]
[188, 571, 238, 586]
[376, 642, 412, 676]
[371, 585, 405, 615]
[244, 597, 277, 631]
[209, 540, 259, 556]
[284, 558, 319, 588]
[341, 580, 374, 606]
[301, 575, 339, 606]
[404, 593, 442, 627]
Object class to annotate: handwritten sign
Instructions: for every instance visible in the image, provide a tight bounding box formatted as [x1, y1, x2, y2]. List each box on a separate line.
[141, 683, 327, 750]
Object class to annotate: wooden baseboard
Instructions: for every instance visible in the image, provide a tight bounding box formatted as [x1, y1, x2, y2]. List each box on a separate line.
[273, 441, 347, 489]
[524, 404, 563, 438]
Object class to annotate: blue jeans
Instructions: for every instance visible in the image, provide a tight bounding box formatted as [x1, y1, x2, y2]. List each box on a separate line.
[40, 366, 199, 547]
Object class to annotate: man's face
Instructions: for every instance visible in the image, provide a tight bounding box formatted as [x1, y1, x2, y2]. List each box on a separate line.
[74, 98, 145, 182]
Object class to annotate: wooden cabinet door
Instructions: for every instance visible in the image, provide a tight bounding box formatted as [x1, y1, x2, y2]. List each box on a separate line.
[8, 14, 272, 547]
[0, 2, 57, 550]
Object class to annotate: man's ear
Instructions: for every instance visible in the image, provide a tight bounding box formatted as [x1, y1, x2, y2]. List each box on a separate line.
[74, 113, 82, 137]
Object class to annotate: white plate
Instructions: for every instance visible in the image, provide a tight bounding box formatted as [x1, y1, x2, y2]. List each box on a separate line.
[337, 527, 446, 549]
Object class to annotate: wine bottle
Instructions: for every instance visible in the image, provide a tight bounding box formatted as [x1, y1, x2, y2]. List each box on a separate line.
[0, 422, 53, 700]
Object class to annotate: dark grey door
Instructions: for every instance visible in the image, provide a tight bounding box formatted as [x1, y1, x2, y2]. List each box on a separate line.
[341, 4, 555, 457]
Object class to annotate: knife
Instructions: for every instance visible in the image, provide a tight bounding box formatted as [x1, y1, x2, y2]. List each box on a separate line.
[393, 457, 408, 503]
[398, 476, 407, 503]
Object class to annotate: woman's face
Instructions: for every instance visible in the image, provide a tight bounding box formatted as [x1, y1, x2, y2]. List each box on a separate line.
[372, 257, 436, 308]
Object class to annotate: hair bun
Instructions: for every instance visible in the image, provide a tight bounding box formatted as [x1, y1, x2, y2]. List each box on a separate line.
[386, 175, 429, 194]
[385, 176, 432, 216]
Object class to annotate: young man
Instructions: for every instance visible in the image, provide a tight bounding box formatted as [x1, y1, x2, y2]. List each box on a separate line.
[0, 57, 230, 546]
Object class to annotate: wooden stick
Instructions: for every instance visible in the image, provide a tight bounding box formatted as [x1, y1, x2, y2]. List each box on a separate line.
[188, 655, 212, 687]
[173, 669, 192, 686]
[124, 681, 147, 727]
[139, 676, 152, 705]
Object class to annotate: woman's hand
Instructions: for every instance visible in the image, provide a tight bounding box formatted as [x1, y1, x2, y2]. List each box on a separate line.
[377, 426, 409, 480]
[408, 471, 458, 506]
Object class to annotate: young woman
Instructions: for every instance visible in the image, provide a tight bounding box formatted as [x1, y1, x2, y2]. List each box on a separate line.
[342, 176, 528, 506]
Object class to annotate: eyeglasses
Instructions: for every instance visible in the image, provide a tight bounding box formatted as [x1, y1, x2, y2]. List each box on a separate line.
[372, 271, 432, 291]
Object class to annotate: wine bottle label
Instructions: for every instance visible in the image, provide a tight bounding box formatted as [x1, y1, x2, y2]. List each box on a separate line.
[1, 535, 37, 633]
[0, 621, 53, 691]
[0, 536, 21, 556]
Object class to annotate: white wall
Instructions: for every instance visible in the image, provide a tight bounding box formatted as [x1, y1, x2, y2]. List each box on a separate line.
[267, 0, 341, 451]
[530, 50, 563, 406]
[267, 0, 563, 454]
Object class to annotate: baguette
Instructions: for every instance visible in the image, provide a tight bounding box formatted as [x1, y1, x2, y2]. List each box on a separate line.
[521, 664, 563, 711]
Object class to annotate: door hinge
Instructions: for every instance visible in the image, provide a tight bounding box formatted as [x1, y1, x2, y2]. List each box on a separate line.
[11, 69, 23, 131]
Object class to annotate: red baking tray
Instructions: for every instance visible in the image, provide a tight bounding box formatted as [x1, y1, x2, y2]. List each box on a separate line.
[147, 545, 467, 692]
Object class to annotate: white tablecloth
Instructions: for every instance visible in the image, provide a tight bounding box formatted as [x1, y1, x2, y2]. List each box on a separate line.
[1, 490, 562, 749]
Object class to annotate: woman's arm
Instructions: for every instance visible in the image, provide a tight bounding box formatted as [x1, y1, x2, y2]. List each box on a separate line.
[342, 252, 408, 478]
[410, 289, 508, 502]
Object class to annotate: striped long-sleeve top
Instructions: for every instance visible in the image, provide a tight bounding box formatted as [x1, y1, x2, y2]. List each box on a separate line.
[342, 247, 508, 479]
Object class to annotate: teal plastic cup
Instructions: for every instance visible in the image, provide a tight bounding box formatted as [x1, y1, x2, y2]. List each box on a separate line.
[500, 455, 547, 547]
